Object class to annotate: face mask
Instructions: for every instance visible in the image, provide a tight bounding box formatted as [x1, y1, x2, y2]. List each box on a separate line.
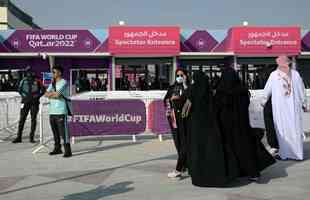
[176, 76, 184, 84]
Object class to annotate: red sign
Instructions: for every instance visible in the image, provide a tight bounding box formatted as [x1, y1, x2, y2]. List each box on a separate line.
[231, 27, 301, 55]
[108, 26, 180, 55]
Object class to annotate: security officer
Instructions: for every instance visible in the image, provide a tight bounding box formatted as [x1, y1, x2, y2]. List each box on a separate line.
[12, 67, 46, 143]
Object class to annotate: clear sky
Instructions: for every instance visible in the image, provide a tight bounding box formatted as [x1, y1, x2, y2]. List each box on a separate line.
[11, 0, 310, 29]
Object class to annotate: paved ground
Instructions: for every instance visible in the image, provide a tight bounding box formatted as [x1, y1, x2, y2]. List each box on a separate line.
[1, 131, 310, 200]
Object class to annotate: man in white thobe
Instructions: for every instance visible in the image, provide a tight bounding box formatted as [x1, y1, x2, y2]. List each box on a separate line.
[262, 55, 306, 160]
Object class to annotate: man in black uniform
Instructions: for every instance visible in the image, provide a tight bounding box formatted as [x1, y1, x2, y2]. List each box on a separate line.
[12, 68, 46, 143]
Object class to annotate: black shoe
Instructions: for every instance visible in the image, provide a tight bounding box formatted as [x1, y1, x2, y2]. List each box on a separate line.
[29, 139, 36, 143]
[275, 155, 283, 160]
[249, 176, 260, 182]
[49, 148, 62, 155]
[249, 173, 261, 182]
[63, 143, 72, 158]
[12, 138, 22, 143]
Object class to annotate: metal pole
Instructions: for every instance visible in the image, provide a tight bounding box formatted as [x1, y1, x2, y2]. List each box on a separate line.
[112, 57, 116, 90]
[70, 69, 73, 95]
[292, 56, 297, 70]
[172, 56, 177, 84]
[39, 104, 43, 144]
[48, 55, 55, 71]
[5, 99, 9, 127]
[233, 56, 238, 70]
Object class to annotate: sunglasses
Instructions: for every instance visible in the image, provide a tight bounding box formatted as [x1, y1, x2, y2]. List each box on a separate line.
[176, 74, 184, 77]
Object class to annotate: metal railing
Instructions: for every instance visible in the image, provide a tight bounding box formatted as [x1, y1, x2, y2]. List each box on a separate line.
[0, 93, 22, 140]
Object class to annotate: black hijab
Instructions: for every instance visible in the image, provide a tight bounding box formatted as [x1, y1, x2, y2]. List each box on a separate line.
[191, 71, 210, 102]
[217, 67, 242, 92]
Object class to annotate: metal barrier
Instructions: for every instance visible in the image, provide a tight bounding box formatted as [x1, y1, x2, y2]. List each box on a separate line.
[0, 93, 22, 141]
[70, 91, 167, 143]
[0, 90, 175, 153]
[2, 89, 309, 154]
[0, 92, 49, 145]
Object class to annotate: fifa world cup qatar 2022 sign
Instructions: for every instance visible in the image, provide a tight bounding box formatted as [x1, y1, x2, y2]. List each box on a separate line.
[1, 30, 102, 52]
[108, 26, 180, 55]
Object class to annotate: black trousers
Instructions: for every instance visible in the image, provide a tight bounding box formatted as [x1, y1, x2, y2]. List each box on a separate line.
[263, 98, 279, 149]
[17, 102, 39, 139]
[49, 115, 70, 149]
[170, 111, 188, 172]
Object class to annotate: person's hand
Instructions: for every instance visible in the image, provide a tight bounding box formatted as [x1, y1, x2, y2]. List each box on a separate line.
[182, 100, 191, 118]
[45, 92, 60, 99]
[166, 110, 172, 117]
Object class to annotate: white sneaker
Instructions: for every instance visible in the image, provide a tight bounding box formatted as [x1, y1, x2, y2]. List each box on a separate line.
[249, 176, 260, 182]
[167, 170, 181, 178]
[269, 148, 279, 157]
[182, 170, 189, 177]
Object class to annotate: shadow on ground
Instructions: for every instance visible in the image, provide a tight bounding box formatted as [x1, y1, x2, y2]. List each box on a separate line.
[60, 182, 134, 200]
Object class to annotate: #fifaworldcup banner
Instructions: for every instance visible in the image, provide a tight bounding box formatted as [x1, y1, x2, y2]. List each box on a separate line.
[108, 26, 180, 55]
[68, 99, 146, 136]
[231, 26, 301, 55]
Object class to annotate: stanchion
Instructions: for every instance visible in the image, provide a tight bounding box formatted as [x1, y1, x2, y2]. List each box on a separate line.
[158, 134, 163, 142]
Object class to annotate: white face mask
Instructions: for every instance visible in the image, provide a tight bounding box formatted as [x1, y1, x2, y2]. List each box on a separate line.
[176, 76, 184, 84]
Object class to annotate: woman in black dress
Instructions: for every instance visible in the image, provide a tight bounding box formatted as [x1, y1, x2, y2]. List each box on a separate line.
[183, 71, 239, 187]
[215, 67, 275, 181]
[164, 69, 190, 178]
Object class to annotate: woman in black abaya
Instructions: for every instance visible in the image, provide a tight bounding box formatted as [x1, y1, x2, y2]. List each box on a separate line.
[164, 69, 190, 178]
[185, 71, 239, 187]
[215, 67, 275, 181]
